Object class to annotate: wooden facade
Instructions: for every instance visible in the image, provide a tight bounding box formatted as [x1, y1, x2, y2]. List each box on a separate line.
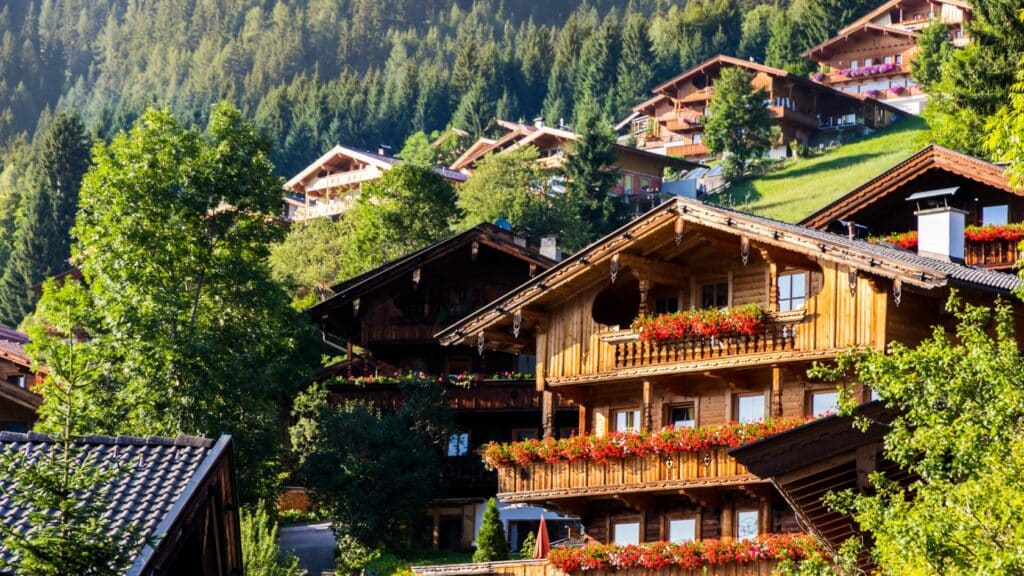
[437, 197, 1022, 551]
[0, 330, 44, 432]
[803, 0, 971, 114]
[284, 145, 466, 221]
[623, 55, 902, 159]
[802, 144, 1023, 270]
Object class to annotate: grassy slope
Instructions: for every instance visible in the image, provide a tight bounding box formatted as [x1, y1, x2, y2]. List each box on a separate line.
[711, 116, 931, 223]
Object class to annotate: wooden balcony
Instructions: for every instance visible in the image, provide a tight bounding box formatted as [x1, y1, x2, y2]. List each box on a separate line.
[610, 316, 801, 372]
[664, 142, 708, 158]
[413, 559, 558, 576]
[329, 379, 562, 412]
[497, 446, 762, 502]
[767, 106, 820, 130]
[965, 238, 1020, 270]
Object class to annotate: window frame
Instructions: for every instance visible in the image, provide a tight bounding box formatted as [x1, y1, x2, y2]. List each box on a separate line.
[981, 204, 1009, 226]
[667, 517, 697, 544]
[668, 403, 696, 429]
[736, 509, 760, 541]
[808, 390, 840, 417]
[612, 408, 642, 433]
[777, 271, 808, 312]
[700, 281, 729, 309]
[612, 520, 641, 546]
[447, 432, 470, 457]
[735, 393, 766, 423]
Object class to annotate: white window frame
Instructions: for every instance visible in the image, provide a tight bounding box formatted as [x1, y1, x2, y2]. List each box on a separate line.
[614, 409, 642, 433]
[668, 518, 696, 543]
[736, 509, 760, 541]
[612, 521, 641, 546]
[810, 390, 839, 417]
[736, 394, 766, 423]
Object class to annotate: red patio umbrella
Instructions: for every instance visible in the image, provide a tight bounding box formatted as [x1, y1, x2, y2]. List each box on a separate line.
[533, 514, 551, 559]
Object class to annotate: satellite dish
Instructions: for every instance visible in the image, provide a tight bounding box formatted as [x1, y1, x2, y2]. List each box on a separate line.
[494, 218, 512, 231]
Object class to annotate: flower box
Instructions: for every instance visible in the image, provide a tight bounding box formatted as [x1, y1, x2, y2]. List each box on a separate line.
[629, 305, 766, 343]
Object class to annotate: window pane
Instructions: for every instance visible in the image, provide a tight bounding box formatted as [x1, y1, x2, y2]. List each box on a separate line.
[737, 510, 759, 541]
[701, 285, 715, 308]
[448, 433, 468, 457]
[671, 405, 695, 428]
[615, 410, 640, 433]
[982, 205, 1009, 226]
[716, 283, 729, 307]
[791, 297, 805, 310]
[777, 275, 792, 300]
[791, 273, 807, 298]
[811, 391, 839, 416]
[737, 395, 765, 423]
[613, 522, 641, 546]
[669, 519, 696, 543]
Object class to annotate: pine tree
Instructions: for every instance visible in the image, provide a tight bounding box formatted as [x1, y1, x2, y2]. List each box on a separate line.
[614, 13, 655, 121]
[564, 105, 624, 243]
[0, 110, 90, 327]
[738, 5, 776, 61]
[473, 498, 509, 562]
[911, 21, 952, 89]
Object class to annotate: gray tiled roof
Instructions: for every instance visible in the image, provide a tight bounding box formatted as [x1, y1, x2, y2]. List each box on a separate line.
[0, 432, 219, 572]
[698, 198, 1024, 293]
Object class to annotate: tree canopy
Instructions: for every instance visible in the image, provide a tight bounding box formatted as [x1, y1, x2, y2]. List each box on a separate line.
[703, 67, 773, 180]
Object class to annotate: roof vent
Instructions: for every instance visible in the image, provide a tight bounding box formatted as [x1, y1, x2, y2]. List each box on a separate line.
[907, 187, 965, 263]
[377, 144, 392, 156]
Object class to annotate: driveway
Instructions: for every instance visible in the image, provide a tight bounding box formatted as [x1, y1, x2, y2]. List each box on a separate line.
[279, 522, 337, 575]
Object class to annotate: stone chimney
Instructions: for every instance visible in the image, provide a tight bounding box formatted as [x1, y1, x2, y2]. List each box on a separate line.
[907, 187, 964, 263]
[540, 236, 562, 262]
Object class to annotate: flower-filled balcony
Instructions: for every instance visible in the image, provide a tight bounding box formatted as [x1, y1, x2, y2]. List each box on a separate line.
[608, 306, 804, 371]
[873, 224, 1024, 270]
[482, 419, 808, 502]
[548, 535, 822, 576]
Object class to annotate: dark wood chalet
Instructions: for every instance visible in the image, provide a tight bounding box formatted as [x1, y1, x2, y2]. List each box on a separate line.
[309, 224, 579, 551]
[803, 0, 971, 114]
[802, 144, 1022, 270]
[0, 328, 44, 433]
[433, 197, 1022, 573]
[619, 55, 903, 160]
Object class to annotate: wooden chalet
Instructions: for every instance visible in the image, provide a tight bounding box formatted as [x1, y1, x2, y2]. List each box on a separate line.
[284, 145, 467, 222]
[0, 328, 43, 433]
[309, 224, 579, 551]
[803, 0, 971, 114]
[802, 144, 1021, 270]
[433, 196, 1022, 565]
[620, 55, 903, 160]
[450, 120, 702, 211]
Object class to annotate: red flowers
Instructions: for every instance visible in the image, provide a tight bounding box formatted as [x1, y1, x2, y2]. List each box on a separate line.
[547, 534, 822, 573]
[873, 230, 918, 250]
[872, 224, 1024, 251]
[630, 305, 766, 343]
[479, 418, 809, 469]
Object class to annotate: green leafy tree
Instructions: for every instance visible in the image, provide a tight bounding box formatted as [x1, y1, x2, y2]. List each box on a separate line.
[924, 0, 1024, 155]
[34, 103, 316, 504]
[473, 498, 509, 562]
[0, 279, 140, 576]
[347, 163, 462, 276]
[290, 380, 452, 552]
[458, 146, 585, 247]
[397, 131, 437, 167]
[810, 296, 1024, 574]
[564, 107, 624, 244]
[240, 504, 304, 576]
[703, 67, 773, 181]
[0, 111, 90, 327]
[911, 21, 952, 88]
[270, 216, 357, 310]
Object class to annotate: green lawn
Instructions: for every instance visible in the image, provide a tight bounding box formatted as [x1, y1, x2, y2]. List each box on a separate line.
[710, 116, 931, 223]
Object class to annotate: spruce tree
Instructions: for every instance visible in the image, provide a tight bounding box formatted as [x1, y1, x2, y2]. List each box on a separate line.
[564, 105, 624, 243]
[615, 13, 655, 121]
[473, 498, 509, 562]
[0, 111, 89, 327]
[703, 67, 773, 181]
[911, 21, 952, 89]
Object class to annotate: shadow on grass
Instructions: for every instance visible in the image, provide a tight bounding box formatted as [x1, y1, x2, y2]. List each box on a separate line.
[755, 151, 886, 181]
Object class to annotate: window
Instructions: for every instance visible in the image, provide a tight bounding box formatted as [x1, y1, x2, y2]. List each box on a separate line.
[512, 428, 539, 441]
[777, 272, 808, 312]
[864, 58, 873, 66]
[869, 388, 881, 402]
[850, 60, 858, 68]
[736, 394, 765, 423]
[6, 374, 25, 388]
[670, 404, 695, 428]
[447, 433, 469, 457]
[668, 518, 696, 543]
[613, 521, 641, 546]
[624, 174, 634, 195]
[884, 55, 893, 64]
[736, 510, 759, 541]
[700, 282, 729, 309]
[517, 354, 537, 374]
[655, 297, 679, 314]
[693, 133, 703, 144]
[982, 204, 1009, 226]
[810, 390, 839, 416]
[639, 177, 652, 192]
[896, 54, 904, 64]
[614, 409, 641, 433]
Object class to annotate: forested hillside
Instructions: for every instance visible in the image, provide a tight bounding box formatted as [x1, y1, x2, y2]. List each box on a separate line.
[1, 0, 875, 177]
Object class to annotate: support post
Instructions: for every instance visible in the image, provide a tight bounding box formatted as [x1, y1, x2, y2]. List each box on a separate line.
[432, 509, 441, 551]
[535, 331, 547, 393]
[772, 367, 784, 417]
[578, 403, 589, 436]
[641, 380, 653, 432]
[542, 391, 555, 438]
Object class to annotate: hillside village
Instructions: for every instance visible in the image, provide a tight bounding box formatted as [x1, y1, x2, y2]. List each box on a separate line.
[2, 0, 1024, 574]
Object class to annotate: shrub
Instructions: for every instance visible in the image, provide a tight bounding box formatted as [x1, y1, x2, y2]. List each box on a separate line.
[240, 504, 304, 576]
[519, 531, 537, 559]
[473, 498, 509, 562]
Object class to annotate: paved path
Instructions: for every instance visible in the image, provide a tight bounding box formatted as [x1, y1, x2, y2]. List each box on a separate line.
[279, 522, 337, 575]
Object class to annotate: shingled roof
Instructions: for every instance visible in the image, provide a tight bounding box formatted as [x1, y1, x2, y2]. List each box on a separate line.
[0, 432, 233, 576]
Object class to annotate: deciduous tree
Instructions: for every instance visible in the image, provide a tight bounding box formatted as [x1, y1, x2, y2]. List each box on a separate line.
[703, 67, 773, 181]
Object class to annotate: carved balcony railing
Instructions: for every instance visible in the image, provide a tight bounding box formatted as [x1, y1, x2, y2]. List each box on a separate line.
[964, 238, 1020, 269]
[328, 379, 563, 412]
[609, 316, 802, 371]
[496, 446, 759, 502]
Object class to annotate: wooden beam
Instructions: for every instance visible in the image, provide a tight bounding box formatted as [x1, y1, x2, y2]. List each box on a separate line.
[535, 331, 548, 393]
[618, 253, 689, 287]
[542, 391, 555, 439]
[856, 443, 879, 492]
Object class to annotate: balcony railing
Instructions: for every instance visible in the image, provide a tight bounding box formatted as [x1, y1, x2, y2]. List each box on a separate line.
[497, 446, 759, 502]
[610, 316, 801, 371]
[664, 142, 708, 158]
[965, 238, 1020, 269]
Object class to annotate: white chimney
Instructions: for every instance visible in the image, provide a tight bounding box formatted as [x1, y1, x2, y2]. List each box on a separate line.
[540, 236, 562, 261]
[915, 206, 966, 262]
[534, 117, 545, 129]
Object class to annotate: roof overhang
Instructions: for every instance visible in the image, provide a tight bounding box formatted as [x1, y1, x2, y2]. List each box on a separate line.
[802, 24, 919, 59]
[285, 145, 397, 190]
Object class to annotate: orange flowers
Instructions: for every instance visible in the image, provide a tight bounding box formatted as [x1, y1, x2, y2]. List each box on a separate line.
[630, 305, 766, 343]
[547, 534, 823, 573]
[479, 418, 809, 470]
